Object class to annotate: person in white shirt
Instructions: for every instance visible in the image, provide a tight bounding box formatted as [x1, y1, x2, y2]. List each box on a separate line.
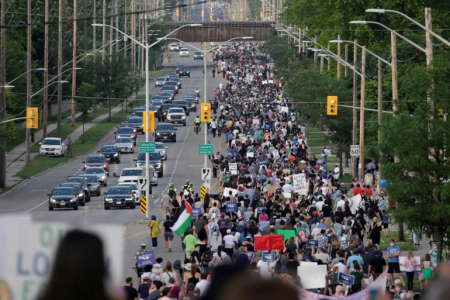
[257, 260, 275, 279]
[282, 182, 293, 194]
[333, 164, 340, 179]
[335, 258, 347, 274]
[336, 196, 347, 210]
[315, 198, 324, 211]
[195, 273, 211, 296]
[223, 230, 236, 255]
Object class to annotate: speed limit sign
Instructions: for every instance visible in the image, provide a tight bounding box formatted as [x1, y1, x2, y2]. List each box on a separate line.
[350, 145, 360, 158]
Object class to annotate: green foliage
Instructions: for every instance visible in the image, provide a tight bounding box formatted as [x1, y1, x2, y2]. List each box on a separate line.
[76, 82, 98, 118]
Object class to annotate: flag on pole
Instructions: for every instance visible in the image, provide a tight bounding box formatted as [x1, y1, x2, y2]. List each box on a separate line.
[171, 200, 192, 236]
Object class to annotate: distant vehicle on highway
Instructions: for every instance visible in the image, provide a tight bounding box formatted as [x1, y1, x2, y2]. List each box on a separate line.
[60, 182, 86, 206]
[82, 154, 109, 173]
[126, 117, 143, 134]
[175, 65, 185, 73]
[85, 175, 101, 196]
[115, 127, 136, 146]
[48, 187, 79, 211]
[179, 68, 190, 78]
[39, 137, 66, 157]
[104, 186, 136, 209]
[113, 137, 134, 153]
[83, 167, 108, 187]
[179, 48, 189, 57]
[134, 152, 163, 177]
[98, 145, 120, 163]
[169, 43, 181, 52]
[166, 72, 178, 80]
[184, 98, 197, 112]
[155, 77, 165, 87]
[155, 142, 168, 160]
[117, 182, 141, 204]
[166, 107, 187, 126]
[64, 176, 91, 202]
[155, 123, 177, 142]
[172, 100, 190, 116]
[194, 52, 204, 60]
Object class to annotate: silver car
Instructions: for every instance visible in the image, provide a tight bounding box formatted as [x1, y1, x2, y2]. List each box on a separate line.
[155, 142, 168, 160]
[113, 137, 134, 153]
[84, 167, 108, 186]
[85, 175, 101, 196]
[155, 77, 165, 87]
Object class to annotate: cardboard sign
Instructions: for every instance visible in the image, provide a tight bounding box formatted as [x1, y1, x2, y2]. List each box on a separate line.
[4, 222, 123, 300]
[247, 152, 254, 158]
[278, 229, 296, 241]
[350, 194, 362, 214]
[136, 250, 157, 268]
[297, 265, 328, 289]
[245, 251, 255, 261]
[259, 221, 267, 231]
[229, 163, 238, 175]
[306, 239, 319, 248]
[338, 272, 355, 285]
[192, 208, 202, 218]
[300, 261, 317, 267]
[268, 185, 276, 195]
[293, 173, 308, 195]
[399, 256, 422, 271]
[223, 188, 238, 197]
[253, 118, 259, 125]
[283, 192, 292, 199]
[281, 107, 289, 113]
[262, 254, 275, 262]
[281, 217, 290, 223]
[257, 207, 265, 214]
[226, 203, 237, 213]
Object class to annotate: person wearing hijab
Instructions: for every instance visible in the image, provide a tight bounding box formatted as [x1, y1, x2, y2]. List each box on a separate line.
[149, 215, 160, 249]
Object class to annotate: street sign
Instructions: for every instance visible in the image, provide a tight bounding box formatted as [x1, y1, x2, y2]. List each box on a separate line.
[201, 168, 212, 180]
[200, 185, 207, 200]
[350, 145, 360, 158]
[140, 196, 147, 214]
[199, 144, 213, 155]
[139, 141, 156, 153]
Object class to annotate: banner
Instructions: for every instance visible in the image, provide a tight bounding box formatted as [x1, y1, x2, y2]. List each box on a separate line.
[4, 222, 123, 300]
[226, 203, 237, 213]
[192, 208, 202, 218]
[281, 217, 290, 223]
[245, 251, 255, 261]
[297, 265, 328, 289]
[262, 254, 275, 262]
[223, 188, 238, 197]
[298, 267, 388, 300]
[277, 229, 296, 242]
[254, 235, 285, 250]
[399, 256, 422, 271]
[293, 174, 308, 195]
[306, 239, 318, 248]
[136, 250, 157, 268]
[338, 272, 355, 285]
[229, 163, 238, 175]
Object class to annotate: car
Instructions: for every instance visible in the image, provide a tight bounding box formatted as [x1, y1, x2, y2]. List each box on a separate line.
[179, 68, 190, 77]
[39, 138, 67, 157]
[151, 100, 163, 108]
[166, 72, 178, 81]
[98, 145, 120, 163]
[64, 176, 91, 202]
[159, 92, 173, 102]
[161, 104, 176, 118]
[48, 187, 79, 211]
[119, 123, 137, 133]
[116, 167, 158, 187]
[155, 77, 165, 87]
[175, 65, 185, 74]
[113, 137, 134, 153]
[179, 48, 189, 57]
[172, 100, 190, 116]
[85, 175, 101, 196]
[186, 93, 200, 102]
[166, 107, 186, 126]
[165, 81, 179, 93]
[115, 127, 137, 146]
[194, 51, 204, 60]
[155, 123, 177, 142]
[84, 167, 108, 186]
[169, 43, 180, 52]
[104, 186, 136, 209]
[155, 142, 168, 160]
[151, 95, 164, 103]
[82, 155, 109, 173]
[184, 98, 197, 111]
[161, 85, 176, 96]
[134, 152, 164, 177]
[117, 183, 141, 204]
[170, 78, 182, 89]
[126, 117, 144, 134]
[60, 182, 86, 206]
[130, 108, 145, 116]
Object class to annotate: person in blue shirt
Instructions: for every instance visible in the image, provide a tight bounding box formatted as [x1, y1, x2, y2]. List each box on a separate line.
[346, 249, 364, 272]
[387, 238, 405, 287]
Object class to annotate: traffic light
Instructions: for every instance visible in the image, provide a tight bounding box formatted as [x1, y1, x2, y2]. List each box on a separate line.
[200, 103, 211, 122]
[143, 111, 155, 132]
[327, 96, 338, 115]
[210, 13, 213, 20]
[232, 13, 235, 20]
[245, 18, 249, 21]
[26, 107, 38, 129]
[201, 10, 204, 16]
[176, 8, 179, 16]
[217, 18, 220, 22]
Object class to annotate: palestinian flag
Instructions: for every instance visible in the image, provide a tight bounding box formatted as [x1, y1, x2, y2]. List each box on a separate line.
[171, 200, 192, 236]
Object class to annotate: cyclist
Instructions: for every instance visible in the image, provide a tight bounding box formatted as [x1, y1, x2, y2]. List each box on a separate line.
[135, 243, 147, 284]
[195, 116, 201, 134]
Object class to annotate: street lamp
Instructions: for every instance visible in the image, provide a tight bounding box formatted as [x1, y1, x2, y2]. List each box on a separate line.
[6, 68, 47, 85]
[0, 85, 14, 88]
[161, 36, 252, 188]
[92, 23, 202, 219]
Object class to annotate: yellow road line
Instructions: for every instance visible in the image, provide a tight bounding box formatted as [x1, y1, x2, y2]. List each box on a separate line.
[123, 229, 148, 241]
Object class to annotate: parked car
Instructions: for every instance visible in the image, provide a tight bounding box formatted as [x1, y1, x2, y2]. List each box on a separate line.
[104, 186, 136, 209]
[48, 187, 79, 210]
[39, 138, 66, 157]
[166, 107, 187, 126]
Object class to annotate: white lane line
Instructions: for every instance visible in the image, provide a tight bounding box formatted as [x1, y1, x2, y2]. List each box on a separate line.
[0, 209, 17, 212]
[31, 189, 48, 192]
[24, 199, 48, 213]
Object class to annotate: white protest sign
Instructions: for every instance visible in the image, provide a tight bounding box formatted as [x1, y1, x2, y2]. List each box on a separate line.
[268, 80, 274, 84]
[229, 163, 238, 175]
[262, 80, 268, 85]
[253, 118, 259, 125]
[283, 193, 291, 199]
[293, 174, 308, 195]
[4, 222, 123, 300]
[223, 188, 238, 197]
[350, 194, 362, 214]
[399, 256, 422, 271]
[299, 261, 317, 267]
[281, 107, 289, 113]
[0, 214, 32, 277]
[247, 152, 254, 158]
[297, 265, 328, 289]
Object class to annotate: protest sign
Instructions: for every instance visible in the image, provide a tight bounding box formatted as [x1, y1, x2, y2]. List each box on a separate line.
[297, 265, 328, 289]
[350, 194, 362, 214]
[281, 107, 289, 113]
[226, 203, 237, 213]
[283, 192, 291, 199]
[338, 272, 355, 285]
[253, 118, 259, 125]
[306, 239, 319, 248]
[399, 256, 422, 271]
[229, 163, 238, 175]
[192, 208, 202, 218]
[247, 152, 254, 158]
[4, 222, 123, 300]
[281, 217, 290, 223]
[300, 261, 317, 267]
[245, 251, 255, 261]
[136, 250, 157, 268]
[293, 174, 308, 195]
[223, 188, 238, 197]
[257, 207, 265, 214]
[262, 254, 275, 262]
[278, 229, 296, 241]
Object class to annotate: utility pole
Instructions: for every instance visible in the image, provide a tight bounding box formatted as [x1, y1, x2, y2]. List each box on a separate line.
[378, 58, 382, 181]
[131, 0, 135, 68]
[57, 0, 63, 138]
[337, 35, 341, 80]
[0, 0, 7, 188]
[137, 0, 141, 73]
[124, 0, 127, 59]
[344, 44, 348, 77]
[352, 40, 358, 178]
[110, 1, 113, 58]
[115, 0, 119, 55]
[425, 7, 433, 109]
[102, 0, 106, 62]
[71, 0, 78, 127]
[359, 46, 366, 181]
[26, 0, 32, 166]
[84, 0, 87, 71]
[43, 0, 49, 138]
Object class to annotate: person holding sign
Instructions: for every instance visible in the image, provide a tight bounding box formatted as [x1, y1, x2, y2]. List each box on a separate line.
[349, 261, 365, 292]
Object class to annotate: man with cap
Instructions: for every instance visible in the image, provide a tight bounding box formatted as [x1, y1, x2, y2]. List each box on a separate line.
[277, 266, 294, 284]
[135, 243, 147, 284]
[137, 274, 152, 300]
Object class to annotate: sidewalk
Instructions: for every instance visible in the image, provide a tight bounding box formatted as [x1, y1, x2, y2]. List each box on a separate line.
[5, 91, 144, 187]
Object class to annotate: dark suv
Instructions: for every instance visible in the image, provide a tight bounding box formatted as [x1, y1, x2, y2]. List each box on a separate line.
[98, 145, 120, 163]
[155, 123, 177, 142]
[179, 68, 190, 77]
[134, 152, 163, 177]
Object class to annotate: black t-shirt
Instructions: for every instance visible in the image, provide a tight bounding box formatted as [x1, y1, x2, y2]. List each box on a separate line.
[163, 221, 173, 232]
[124, 286, 138, 300]
[322, 205, 332, 217]
[369, 256, 386, 271]
[362, 253, 373, 273]
[190, 250, 201, 264]
[285, 260, 300, 278]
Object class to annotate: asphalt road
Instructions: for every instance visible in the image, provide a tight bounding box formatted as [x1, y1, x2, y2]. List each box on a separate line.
[0, 45, 223, 280]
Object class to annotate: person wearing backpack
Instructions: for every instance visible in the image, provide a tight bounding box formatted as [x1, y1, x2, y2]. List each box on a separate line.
[200, 251, 212, 271]
[276, 266, 294, 284]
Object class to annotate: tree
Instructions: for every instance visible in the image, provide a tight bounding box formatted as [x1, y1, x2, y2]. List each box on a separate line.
[76, 82, 98, 118]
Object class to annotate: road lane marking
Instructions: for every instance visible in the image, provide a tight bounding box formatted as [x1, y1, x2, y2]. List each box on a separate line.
[24, 199, 48, 213]
[123, 229, 148, 241]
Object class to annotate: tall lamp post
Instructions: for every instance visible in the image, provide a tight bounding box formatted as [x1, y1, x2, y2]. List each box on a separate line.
[92, 23, 202, 219]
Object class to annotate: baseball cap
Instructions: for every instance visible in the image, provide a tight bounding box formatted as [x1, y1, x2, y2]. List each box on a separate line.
[281, 266, 288, 272]
[221, 213, 225, 218]
[227, 229, 231, 234]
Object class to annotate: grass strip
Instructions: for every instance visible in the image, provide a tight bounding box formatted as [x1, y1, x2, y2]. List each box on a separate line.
[306, 133, 327, 139]
[307, 139, 332, 147]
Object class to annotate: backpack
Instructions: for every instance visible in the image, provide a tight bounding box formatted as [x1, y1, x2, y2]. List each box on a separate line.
[201, 252, 211, 267]
[299, 231, 307, 243]
[280, 274, 291, 284]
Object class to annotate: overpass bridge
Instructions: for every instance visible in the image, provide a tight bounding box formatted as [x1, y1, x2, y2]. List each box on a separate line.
[166, 21, 276, 42]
